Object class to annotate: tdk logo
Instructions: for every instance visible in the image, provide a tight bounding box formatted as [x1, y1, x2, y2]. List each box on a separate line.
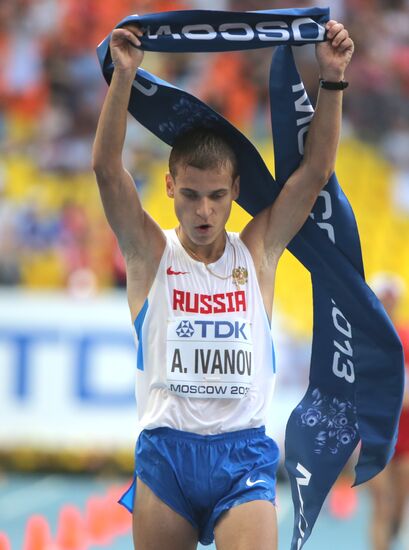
[176, 320, 195, 337]
[176, 320, 248, 340]
[146, 18, 325, 43]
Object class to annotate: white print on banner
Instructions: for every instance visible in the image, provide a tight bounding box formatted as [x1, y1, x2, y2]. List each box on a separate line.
[166, 317, 253, 398]
[132, 79, 158, 96]
[295, 463, 312, 549]
[331, 299, 355, 383]
[292, 81, 336, 244]
[146, 19, 325, 43]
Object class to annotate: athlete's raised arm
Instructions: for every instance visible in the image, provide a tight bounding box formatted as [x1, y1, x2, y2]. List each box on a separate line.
[241, 20, 354, 309]
[92, 26, 166, 316]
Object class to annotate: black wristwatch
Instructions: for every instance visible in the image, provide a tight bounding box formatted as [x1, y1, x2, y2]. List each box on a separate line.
[319, 78, 349, 90]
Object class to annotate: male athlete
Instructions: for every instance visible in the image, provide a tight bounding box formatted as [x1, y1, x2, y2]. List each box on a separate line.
[93, 19, 354, 550]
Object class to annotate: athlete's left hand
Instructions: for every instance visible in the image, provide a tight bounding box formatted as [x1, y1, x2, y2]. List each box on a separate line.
[316, 20, 354, 81]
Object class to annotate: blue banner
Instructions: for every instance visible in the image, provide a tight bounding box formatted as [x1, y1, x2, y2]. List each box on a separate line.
[106, 8, 329, 52]
[270, 45, 403, 547]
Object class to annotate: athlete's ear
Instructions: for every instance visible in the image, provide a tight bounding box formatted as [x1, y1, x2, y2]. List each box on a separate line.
[166, 172, 175, 198]
[232, 176, 240, 201]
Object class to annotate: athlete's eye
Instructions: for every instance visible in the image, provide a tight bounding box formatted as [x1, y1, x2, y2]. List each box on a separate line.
[211, 191, 228, 200]
[181, 190, 198, 200]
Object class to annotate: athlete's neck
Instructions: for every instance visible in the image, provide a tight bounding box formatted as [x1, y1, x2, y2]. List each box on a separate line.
[175, 226, 227, 264]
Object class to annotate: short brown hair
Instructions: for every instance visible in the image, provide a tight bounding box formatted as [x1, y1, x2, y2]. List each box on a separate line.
[169, 128, 239, 180]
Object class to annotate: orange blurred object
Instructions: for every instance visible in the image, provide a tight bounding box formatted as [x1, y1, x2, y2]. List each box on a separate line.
[198, 52, 257, 128]
[0, 533, 11, 550]
[22, 516, 52, 550]
[55, 505, 87, 550]
[84, 496, 113, 545]
[329, 479, 358, 519]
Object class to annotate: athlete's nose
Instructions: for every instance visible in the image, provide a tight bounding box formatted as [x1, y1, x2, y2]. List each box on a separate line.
[196, 197, 213, 220]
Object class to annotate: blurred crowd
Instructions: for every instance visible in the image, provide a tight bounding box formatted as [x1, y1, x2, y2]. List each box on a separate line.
[0, 0, 408, 291]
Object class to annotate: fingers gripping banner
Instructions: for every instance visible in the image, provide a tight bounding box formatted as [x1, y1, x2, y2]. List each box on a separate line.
[97, 8, 404, 548]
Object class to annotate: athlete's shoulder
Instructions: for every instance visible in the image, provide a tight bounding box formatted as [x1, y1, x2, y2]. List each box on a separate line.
[164, 228, 177, 240]
[227, 231, 242, 247]
[230, 232, 252, 256]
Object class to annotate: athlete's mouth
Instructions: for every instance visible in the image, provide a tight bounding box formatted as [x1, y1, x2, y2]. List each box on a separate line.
[197, 224, 211, 230]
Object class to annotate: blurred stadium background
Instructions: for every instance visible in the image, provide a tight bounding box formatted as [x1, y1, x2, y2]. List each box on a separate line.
[1, 0, 408, 548]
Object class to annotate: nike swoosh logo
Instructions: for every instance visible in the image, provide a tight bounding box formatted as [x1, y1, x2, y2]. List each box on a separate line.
[246, 477, 267, 487]
[167, 266, 189, 275]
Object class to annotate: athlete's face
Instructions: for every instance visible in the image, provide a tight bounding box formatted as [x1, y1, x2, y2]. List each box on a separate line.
[166, 163, 239, 248]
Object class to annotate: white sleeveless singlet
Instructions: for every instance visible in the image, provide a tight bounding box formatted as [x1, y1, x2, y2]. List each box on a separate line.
[133, 229, 276, 436]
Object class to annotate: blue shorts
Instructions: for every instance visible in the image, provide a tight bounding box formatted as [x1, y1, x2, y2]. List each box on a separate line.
[119, 426, 279, 545]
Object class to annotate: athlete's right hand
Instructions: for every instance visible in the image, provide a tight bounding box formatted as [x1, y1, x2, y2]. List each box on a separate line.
[110, 25, 144, 73]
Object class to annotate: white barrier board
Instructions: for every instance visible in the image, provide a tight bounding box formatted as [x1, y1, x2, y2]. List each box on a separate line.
[0, 289, 138, 449]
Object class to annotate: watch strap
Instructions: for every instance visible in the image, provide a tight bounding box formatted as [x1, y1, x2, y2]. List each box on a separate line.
[319, 79, 349, 90]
